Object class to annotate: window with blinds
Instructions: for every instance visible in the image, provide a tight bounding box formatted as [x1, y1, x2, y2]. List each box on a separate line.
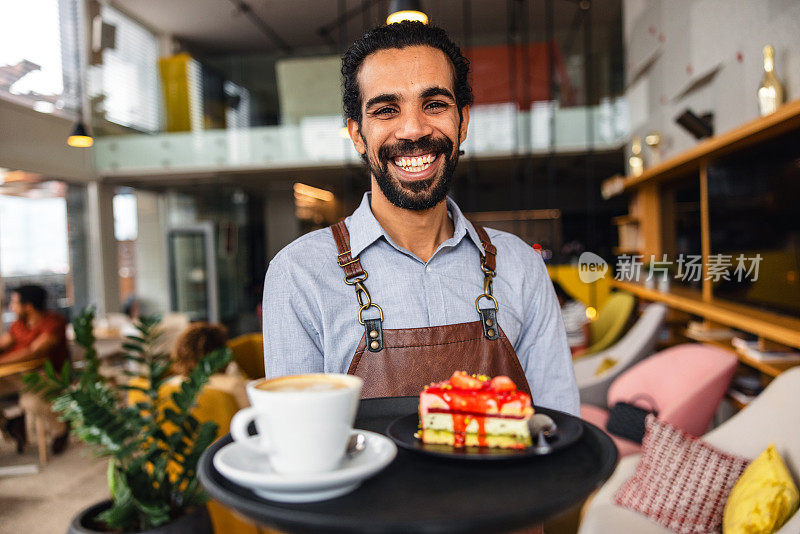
[0, 0, 81, 113]
[0, 194, 69, 276]
[89, 5, 162, 133]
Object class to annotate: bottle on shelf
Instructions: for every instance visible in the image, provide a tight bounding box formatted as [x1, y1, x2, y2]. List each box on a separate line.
[757, 45, 784, 116]
[629, 136, 644, 177]
[644, 131, 662, 165]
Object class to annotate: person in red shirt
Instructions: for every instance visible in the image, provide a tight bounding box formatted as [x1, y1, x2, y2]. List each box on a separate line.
[0, 285, 69, 453]
[0, 285, 68, 368]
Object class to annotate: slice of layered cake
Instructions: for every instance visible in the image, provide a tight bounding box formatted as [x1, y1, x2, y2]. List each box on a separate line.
[418, 371, 534, 449]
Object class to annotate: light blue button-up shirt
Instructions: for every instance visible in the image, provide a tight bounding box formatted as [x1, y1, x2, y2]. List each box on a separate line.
[262, 193, 579, 416]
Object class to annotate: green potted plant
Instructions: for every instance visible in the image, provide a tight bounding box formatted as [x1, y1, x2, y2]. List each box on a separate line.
[25, 308, 230, 533]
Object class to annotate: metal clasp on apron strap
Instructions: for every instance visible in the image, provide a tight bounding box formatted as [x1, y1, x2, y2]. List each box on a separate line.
[476, 264, 500, 340]
[473, 225, 500, 340]
[344, 269, 384, 353]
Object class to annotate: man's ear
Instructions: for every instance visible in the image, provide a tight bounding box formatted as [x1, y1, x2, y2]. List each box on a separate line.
[458, 105, 470, 144]
[347, 118, 366, 155]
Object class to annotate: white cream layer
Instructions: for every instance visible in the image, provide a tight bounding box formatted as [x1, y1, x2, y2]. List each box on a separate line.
[421, 413, 531, 438]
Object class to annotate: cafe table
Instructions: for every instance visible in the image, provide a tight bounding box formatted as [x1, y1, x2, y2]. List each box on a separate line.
[0, 358, 48, 470]
[199, 396, 618, 534]
[0, 357, 46, 379]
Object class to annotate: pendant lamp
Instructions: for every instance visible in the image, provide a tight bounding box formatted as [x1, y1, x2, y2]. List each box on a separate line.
[387, 0, 428, 25]
[67, 121, 94, 147]
[67, 4, 93, 148]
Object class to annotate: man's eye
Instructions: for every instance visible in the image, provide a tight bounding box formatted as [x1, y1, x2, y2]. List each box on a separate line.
[375, 107, 397, 115]
[426, 101, 448, 110]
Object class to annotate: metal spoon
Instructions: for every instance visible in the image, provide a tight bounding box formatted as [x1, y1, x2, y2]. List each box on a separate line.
[528, 414, 558, 454]
[346, 432, 367, 458]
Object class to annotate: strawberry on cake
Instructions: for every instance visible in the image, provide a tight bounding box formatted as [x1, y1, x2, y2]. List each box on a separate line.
[418, 371, 534, 449]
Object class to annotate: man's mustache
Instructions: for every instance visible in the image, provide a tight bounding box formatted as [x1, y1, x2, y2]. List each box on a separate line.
[377, 136, 454, 163]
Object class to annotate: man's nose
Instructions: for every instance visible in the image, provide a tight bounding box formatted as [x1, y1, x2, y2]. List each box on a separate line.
[394, 109, 433, 141]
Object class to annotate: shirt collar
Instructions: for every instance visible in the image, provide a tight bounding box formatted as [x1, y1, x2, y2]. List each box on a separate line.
[347, 192, 486, 258]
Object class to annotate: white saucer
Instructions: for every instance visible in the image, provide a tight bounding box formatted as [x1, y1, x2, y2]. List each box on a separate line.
[213, 430, 397, 502]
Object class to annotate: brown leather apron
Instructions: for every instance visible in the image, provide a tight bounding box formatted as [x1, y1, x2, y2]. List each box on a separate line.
[331, 220, 531, 399]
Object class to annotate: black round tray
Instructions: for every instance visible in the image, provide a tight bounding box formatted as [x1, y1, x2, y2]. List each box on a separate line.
[199, 396, 618, 534]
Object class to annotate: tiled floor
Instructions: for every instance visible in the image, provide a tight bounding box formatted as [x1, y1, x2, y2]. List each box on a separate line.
[0, 436, 108, 534]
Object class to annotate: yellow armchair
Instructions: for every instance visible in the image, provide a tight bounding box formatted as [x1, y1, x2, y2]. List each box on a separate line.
[579, 291, 635, 358]
[228, 334, 265, 380]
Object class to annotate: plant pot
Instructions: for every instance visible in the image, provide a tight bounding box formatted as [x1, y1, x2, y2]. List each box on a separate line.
[67, 500, 213, 534]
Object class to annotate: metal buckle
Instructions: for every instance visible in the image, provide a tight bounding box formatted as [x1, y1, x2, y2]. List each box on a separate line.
[337, 250, 360, 268]
[344, 270, 368, 285]
[355, 280, 371, 307]
[475, 294, 499, 314]
[358, 303, 384, 325]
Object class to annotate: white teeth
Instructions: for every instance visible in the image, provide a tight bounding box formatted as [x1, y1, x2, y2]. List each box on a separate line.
[393, 153, 437, 172]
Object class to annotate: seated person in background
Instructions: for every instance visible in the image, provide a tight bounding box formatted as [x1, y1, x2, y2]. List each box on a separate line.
[169, 322, 249, 409]
[0, 285, 68, 368]
[552, 281, 591, 356]
[0, 285, 69, 453]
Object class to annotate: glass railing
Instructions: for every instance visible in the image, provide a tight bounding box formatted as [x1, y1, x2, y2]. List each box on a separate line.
[93, 98, 628, 174]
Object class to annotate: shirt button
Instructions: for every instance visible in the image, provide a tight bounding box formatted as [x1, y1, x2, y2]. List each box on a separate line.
[426, 265, 432, 273]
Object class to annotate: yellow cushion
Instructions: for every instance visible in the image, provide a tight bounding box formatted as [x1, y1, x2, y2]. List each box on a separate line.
[594, 357, 618, 377]
[228, 333, 265, 379]
[723, 444, 800, 533]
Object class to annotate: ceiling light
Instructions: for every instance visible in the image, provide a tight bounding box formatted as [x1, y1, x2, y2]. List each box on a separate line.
[293, 183, 334, 202]
[387, 0, 428, 25]
[67, 121, 94, 148]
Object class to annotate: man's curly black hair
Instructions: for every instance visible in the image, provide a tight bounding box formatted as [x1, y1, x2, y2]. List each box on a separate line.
[341, 21, 473, 125]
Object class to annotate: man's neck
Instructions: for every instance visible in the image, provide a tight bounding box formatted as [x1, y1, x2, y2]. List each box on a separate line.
[369, 181, 455, 263]
[25, 310, 44, 328]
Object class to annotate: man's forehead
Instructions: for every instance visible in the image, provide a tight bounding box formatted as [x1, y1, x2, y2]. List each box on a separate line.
[358, 45, 455, 101]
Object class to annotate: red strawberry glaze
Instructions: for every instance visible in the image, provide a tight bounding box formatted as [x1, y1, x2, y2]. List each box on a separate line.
[422, 380, 531, 415]
[420, 373, 532, 449]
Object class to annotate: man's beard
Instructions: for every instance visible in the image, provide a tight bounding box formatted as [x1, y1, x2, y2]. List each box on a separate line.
[363, 135, 459, 211]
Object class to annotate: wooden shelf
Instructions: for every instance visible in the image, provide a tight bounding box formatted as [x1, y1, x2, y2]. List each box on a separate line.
[613, 279, 800, 351]
[682, 332, 798, 378]
[601, 98, 800, 196]
[612, 215, 638, 226]
[612, 247, 641, 256]
[725, 392, 750, 411]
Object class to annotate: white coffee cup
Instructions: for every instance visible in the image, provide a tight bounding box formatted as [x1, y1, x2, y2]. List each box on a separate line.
[230, 373, 363, 475]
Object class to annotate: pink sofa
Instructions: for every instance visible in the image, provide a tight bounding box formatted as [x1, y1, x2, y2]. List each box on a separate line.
[581, 343, 738, 457]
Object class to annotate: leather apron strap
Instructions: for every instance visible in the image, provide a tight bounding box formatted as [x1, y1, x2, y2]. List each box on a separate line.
[331, 220, 385, 352]
[331, 220, 366, 282]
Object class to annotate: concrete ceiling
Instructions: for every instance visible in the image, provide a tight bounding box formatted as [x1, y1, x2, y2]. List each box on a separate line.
[112, 0, 621, 55]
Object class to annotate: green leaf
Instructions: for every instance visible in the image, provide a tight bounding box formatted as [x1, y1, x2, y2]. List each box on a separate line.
[107, 459, 117, 499]
[98, 465, 138, 530]
[122, 342, 145, 353]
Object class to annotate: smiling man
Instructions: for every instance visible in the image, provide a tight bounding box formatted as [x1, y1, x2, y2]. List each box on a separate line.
[263, 22, 578, 417]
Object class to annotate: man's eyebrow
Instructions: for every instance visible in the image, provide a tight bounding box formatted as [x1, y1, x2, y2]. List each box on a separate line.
[365, 93, 399, 109]
[420, 86, 455, 100]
